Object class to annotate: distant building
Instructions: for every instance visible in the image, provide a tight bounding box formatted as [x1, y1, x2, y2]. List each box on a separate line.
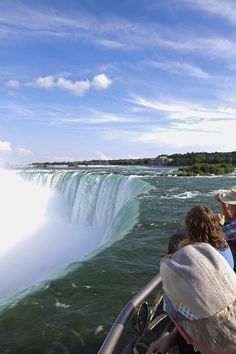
[154, 155, 173, 165]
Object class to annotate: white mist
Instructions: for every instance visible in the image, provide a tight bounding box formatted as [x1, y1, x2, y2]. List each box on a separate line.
[0, 170, 103, 302]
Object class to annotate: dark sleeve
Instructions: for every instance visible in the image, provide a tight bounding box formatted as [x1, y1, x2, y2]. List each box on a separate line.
[176, 331, 200, 354]
[227, 240, 236, 272]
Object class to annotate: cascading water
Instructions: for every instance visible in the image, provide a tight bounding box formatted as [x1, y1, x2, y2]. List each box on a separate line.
[0, 169, 153, 303]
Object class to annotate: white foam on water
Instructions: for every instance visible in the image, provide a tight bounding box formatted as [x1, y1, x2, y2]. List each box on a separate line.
[161, 191, 200, 199]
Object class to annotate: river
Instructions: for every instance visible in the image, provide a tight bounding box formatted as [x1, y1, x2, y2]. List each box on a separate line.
[0, 166, 235, 353]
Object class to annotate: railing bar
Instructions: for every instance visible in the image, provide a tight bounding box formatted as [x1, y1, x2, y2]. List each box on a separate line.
[98, 273, 162, 354]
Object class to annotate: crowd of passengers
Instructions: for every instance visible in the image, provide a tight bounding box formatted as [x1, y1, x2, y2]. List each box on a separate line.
[146, 186, 236, 354]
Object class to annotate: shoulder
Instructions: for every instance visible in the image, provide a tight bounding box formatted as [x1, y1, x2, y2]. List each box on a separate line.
[216, 247, 234, 269]
[221, 220, 236, 239]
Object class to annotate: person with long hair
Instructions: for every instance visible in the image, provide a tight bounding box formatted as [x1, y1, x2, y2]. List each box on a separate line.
[184, 205, 234, 268]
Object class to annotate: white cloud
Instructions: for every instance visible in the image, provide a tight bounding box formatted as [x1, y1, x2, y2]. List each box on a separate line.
[96, 39, 125, 49]
[34, 75, 55, 89]
[149, 60, 210, 79]
[105, 95, 236, 152]
[5, 80, 20, 88]
[1, 2, 236, 61]
[91, 74, 112, 90]
[0, 139, 33, 160]
[158, 36, 236, 59]
[88, 112, 131, 123]
[0, 141, 33, 161]
[131, 96, 236, 121]
[181, 0, 236, 24]
[104, 118, 236, 152]
[31, 73, 112, 96]
[96, 151, 109, 160]
[16, 148, 32, 157]
[0, 141, 12, 152]
[56, 78, 90, 96]
[48, 110, 134, 125]
[134, 119, 235, 151]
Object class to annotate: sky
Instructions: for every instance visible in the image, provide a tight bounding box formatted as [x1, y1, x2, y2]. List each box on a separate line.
[1, 0, 236, 164]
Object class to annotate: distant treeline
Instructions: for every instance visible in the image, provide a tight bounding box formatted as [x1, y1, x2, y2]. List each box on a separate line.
[31, 151, 236, 168]
[32, 158, 152, 168]
[168, 151, 236, 166]
[178, 163, 234, 176]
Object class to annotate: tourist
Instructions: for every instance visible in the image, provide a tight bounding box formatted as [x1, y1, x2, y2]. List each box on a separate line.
[215, 187, 236, 269]
[215, 186, 236, 240]
[183, 205, 234, 268]
[167, 230, 186, 254]
[146, 243, 236, 354]
[146, 207, 234, 354]
[145, 231, 198, 354]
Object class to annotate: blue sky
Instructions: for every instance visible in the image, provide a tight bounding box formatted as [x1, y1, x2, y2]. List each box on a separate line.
[1, 0, 236, 163]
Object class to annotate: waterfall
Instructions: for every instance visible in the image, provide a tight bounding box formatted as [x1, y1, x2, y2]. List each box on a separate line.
[0, 170, 152, 302]
[21, 170, 153, 243]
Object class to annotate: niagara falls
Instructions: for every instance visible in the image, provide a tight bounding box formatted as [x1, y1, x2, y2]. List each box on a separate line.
[1, 0, 236, 352]
[0, 165, 234, 353]
[0, 169, 152, 302]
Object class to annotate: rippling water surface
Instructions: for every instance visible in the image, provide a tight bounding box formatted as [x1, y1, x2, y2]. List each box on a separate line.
[0, 166, 235, 354]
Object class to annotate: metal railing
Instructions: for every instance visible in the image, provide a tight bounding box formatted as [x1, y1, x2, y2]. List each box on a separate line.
[98, 273, 162, 354]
